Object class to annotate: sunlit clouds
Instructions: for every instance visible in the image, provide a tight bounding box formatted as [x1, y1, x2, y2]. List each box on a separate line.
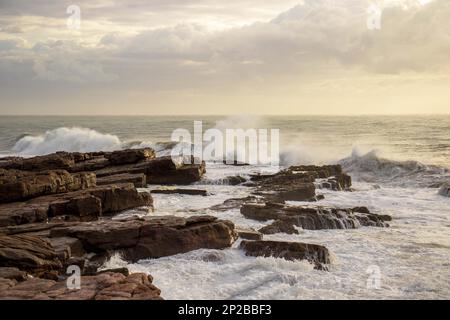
[0, 0, 448, 115]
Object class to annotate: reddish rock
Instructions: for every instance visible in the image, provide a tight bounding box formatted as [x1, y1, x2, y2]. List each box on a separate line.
[0, 272, 162, 300]
[235, 227, 263, 240]
[0, 234, 62, 277]
[49, 215, 237, 261]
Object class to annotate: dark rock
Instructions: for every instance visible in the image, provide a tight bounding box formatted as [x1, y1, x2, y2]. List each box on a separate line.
[0, 169, 96, 203]
[97, 267, 130, 277]
[151, 189, 208, 196]
[49, 215, 237, 262]
[105, 149, 155, 166]
[259, 219, 299, 235]
[240, 240, 331, 270]
[439, 183, 450, 197]
[97, 173, 147, 188]
[241, 203, 391, 230]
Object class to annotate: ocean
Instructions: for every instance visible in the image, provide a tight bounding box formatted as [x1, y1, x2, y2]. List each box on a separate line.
[1, 115, 449, 299]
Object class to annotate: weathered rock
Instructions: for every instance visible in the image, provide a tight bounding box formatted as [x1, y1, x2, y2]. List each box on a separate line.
[49, 215, 237, 261]
[235, 227, 263, 240]
[0, 267, 28, 281]
[95, 156, 206, 185]
[0, 234, 62, 277]
[0, 152, 75, 171]
[0, 169, 96, 203]
[240, 240, 331, 270]
[241, 203, 391, 231]
[48, 237, 85, 261]
[0, 184, 153, 226]
[97, 173, 147, 188]
[151, 188, 208, 196]
[209, 196, 260, 212]
[0, 272, 162, 300]
[259, 219, 299, 235]
[105, 149, 155, 165]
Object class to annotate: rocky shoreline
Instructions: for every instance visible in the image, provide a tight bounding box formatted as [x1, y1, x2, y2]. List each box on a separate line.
[0, 148, 391, 299]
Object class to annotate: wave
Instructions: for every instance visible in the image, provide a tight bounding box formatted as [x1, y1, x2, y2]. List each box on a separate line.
[338, 149, 450, 188]
[12, 127, 122, 155]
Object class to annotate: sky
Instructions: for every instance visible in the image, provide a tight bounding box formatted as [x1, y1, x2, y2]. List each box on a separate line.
[0, 0, 448, 115]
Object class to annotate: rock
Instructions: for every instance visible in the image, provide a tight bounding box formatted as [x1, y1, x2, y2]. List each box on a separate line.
[0, 234, 62, 277]
[95, 156, 206, 185]
[49, 215, 237, 261]
[224, 176, 247, 185]
[259, 219, 299, 235]
[97, 267, 130, 277]
[240, 240, 331, 270]
[151, 189, 208, 196]
[235, 227, 263, 240]
[438, 183, 450, 197]
[48, 237, 85, 261]
[105, 149, 155, 166]
[0, 184, 153, 226]
[209, 196, 260, 212]
[0, 267, 28, 281]
[0, 272, 162, 300]
[0, 169, 96, 203]
[97, 173, 147, 188]
[241, 203, 391, 230]
[0, 152, 75, 171]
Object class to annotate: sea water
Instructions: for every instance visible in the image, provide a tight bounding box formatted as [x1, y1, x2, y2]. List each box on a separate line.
[1, 115, 449, 299]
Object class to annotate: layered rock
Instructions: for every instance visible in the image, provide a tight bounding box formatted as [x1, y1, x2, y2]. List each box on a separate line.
[0, 234, 62, 278]
[96, 173, 147, 188]
[0, 183, 153, 226]
[241, 203, 391, 233]
[0, 169, 96, 203]
[151, 188, 208, 196]
[240, 240, 331, 270]
[49, 215, 237, 261]
[438, 183, 450, 197]
[0, 272, 162, 300]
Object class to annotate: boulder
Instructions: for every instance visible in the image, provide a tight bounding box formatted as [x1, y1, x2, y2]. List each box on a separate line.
[0, 152, 75, 171]
[49, 215, 237, 261]
[0, 272, 162, 300]
[240, 240, 331, 270]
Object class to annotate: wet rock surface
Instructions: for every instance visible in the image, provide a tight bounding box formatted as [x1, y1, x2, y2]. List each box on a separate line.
[241, 203, 391, 232]
[240, 240, 331, 270]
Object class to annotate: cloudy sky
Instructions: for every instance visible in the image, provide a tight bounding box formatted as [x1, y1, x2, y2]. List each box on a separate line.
[0, 0, 448, 115]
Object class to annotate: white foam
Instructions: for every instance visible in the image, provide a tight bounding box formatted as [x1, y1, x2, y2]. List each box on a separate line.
[12, 127, 122, 155]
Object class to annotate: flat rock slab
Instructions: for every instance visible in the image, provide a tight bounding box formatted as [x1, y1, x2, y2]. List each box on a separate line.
[240, 240, 331, 270]
[151, 189, 208, 196]
[0, 272, 162, 300]
[235, 227, 263, 240]
[0, 183, 153, 227]
[97, 173, 147, 188]
[241, 203, 391, 232]
[49, 215, 237, 261]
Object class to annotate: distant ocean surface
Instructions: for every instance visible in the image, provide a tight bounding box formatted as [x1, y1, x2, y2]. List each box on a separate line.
[1, 115, 449, 299]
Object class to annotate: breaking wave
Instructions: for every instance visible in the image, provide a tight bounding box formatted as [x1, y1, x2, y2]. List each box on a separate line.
[339, 149, 450, 187]
[12, 127, 122, 155]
